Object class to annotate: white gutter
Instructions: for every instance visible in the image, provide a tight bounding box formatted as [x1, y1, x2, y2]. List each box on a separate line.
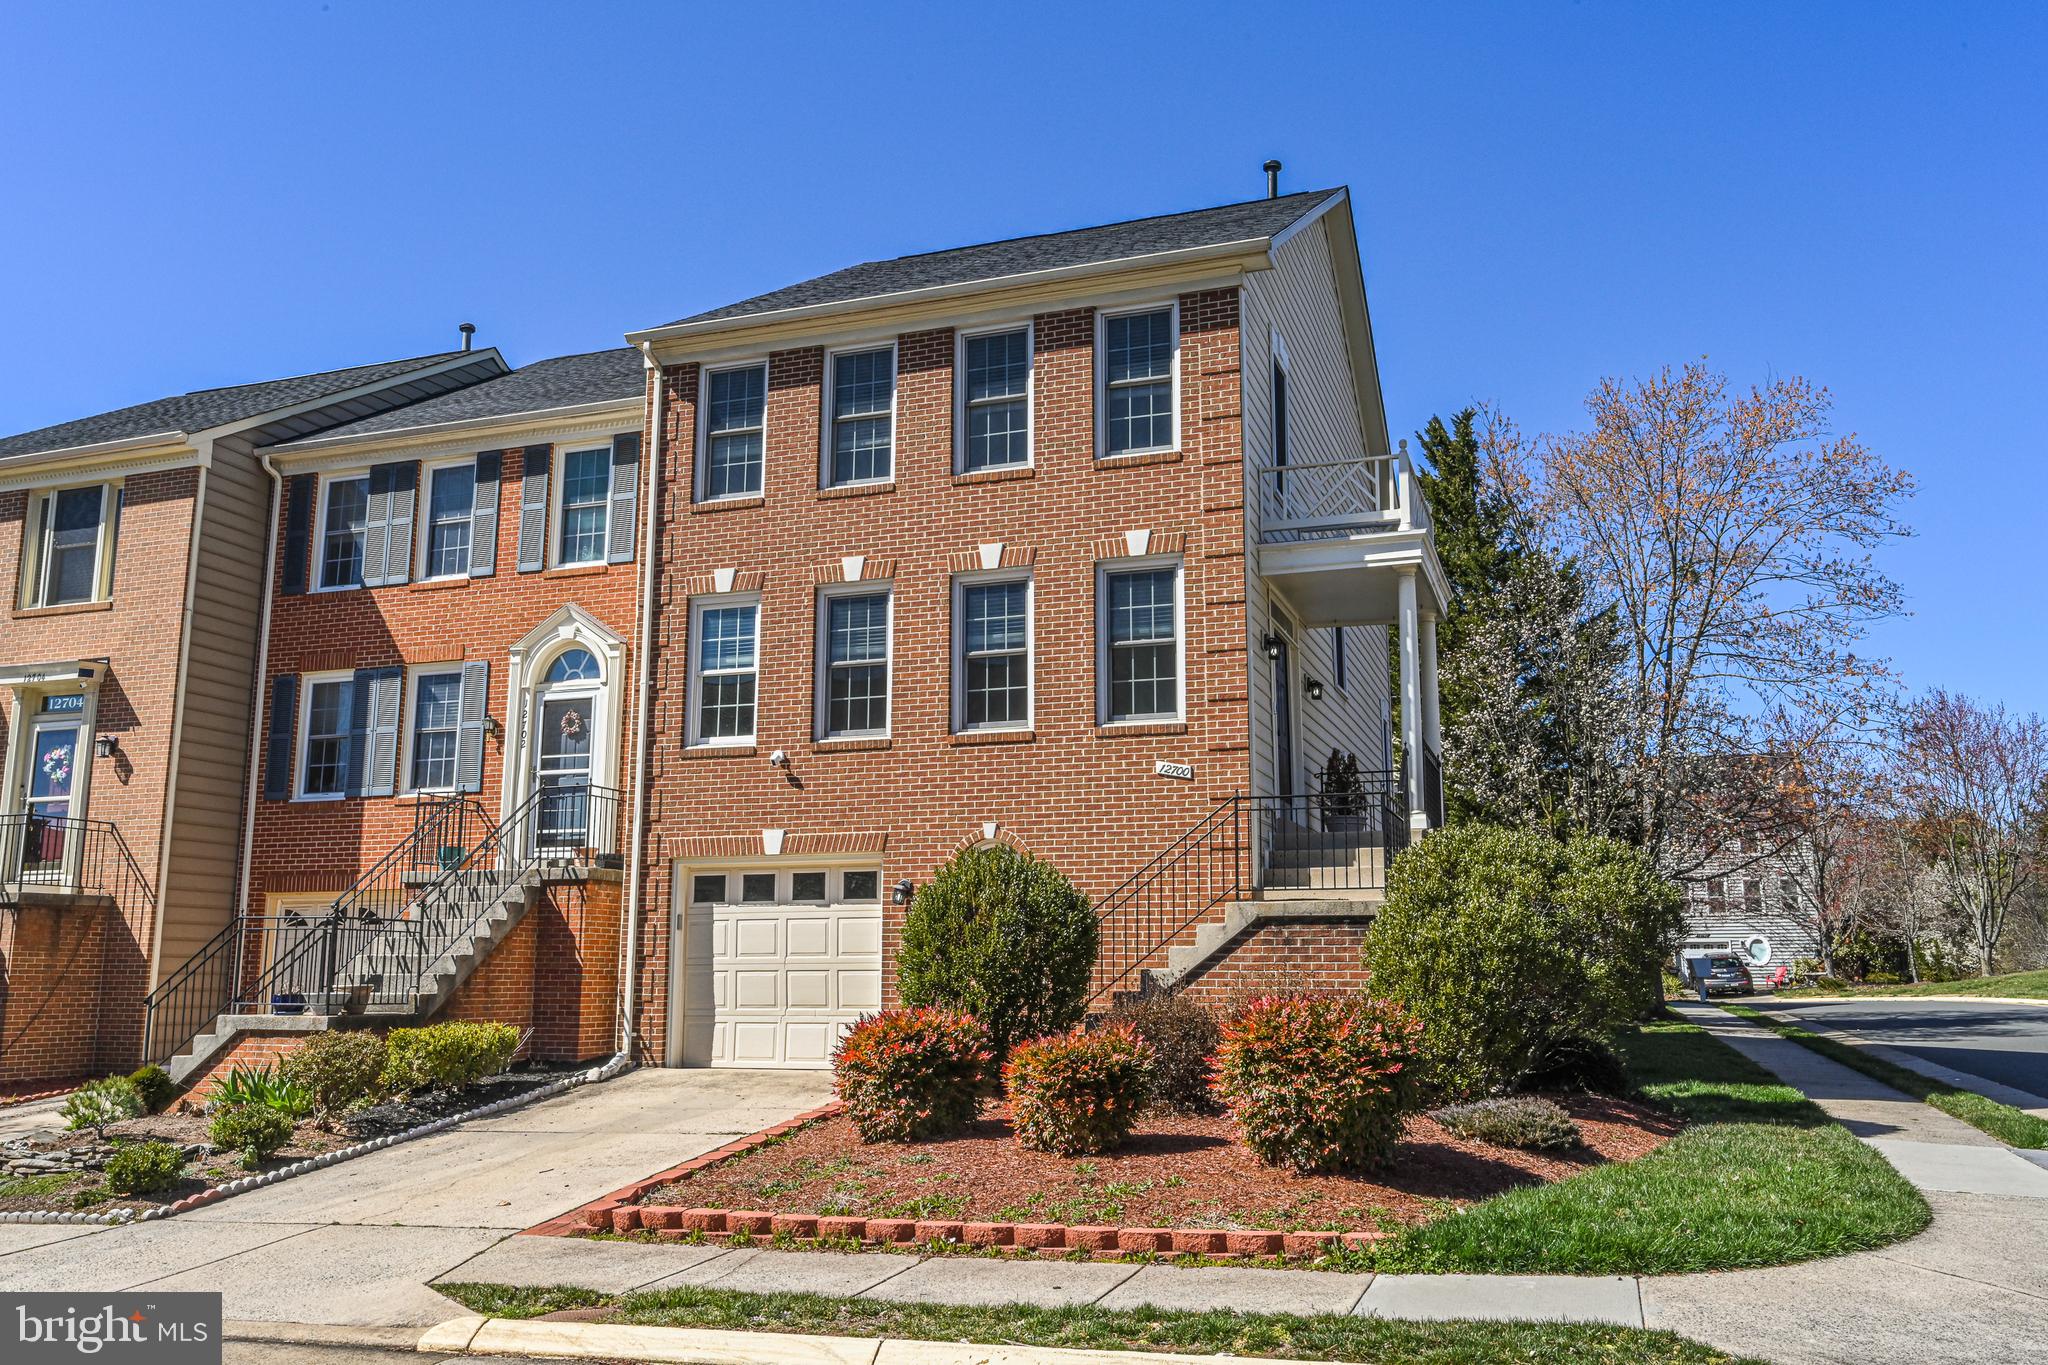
[619, 343, 665, 1059]
[233, 451, 284, 931]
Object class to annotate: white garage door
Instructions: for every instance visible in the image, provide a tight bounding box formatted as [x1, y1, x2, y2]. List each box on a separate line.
[676, 865, 883, 1068]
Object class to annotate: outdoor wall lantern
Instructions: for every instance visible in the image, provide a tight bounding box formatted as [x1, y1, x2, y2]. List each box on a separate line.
[892, 878, 914, 906]
[482, 714, 502, 739]
[1304, 677, 1326, 702]
[94, 735, 117, 759]
[1261, 633, 1284, 660]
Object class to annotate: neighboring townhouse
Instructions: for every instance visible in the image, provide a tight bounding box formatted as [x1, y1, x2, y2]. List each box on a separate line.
[140, 349, 652, 1083]
[1678, 832, 1824, 983]
[626, 186, 1449, 1067]
[0, 349, 509, 1086]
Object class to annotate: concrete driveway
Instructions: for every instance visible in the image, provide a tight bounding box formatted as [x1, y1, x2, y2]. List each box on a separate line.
[1763, 997, 2048, 1102]
[0, 1067, 831, 1325]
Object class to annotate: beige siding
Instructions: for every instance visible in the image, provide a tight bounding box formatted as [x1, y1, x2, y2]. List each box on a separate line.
[156, 434, 271, 978]
[1239, 216, 1393, 798]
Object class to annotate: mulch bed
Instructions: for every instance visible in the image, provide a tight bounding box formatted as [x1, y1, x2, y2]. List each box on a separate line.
[634, 1093, 1679, 1233]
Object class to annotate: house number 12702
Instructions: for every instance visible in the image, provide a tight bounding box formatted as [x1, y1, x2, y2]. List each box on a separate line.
[1153, 759, 1195, 781]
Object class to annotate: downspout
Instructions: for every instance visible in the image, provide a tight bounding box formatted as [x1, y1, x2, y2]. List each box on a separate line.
[233, 452, 283, 928]
[620, 343, 665, 1059]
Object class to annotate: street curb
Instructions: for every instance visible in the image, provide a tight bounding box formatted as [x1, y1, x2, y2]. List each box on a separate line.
[1748, 1004, 2048, 1117]
[1774, 994, 2048, 1008]
[0, 1053, 632, 1227]
[224, 1319, 425, 1349]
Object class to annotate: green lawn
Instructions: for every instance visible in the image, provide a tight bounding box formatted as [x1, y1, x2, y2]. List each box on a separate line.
[435, 1282, 1764, 1364]
[1720, 1002, 2048, 1149]
[1351, 1018, 1929, 1274]
[1778, 968, 2048, 1000]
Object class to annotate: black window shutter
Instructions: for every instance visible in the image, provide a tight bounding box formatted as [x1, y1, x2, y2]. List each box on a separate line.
[263, 674, 298, 800]
[469, 451, 501, 578]
[280, 474, 313, 596]
[345, 671, 374, 797]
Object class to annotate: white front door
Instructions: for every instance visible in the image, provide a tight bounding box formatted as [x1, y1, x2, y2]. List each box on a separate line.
[524, 645, 606, 854]
[17, 717, 83, 880]
[673, 865, 884, 1068]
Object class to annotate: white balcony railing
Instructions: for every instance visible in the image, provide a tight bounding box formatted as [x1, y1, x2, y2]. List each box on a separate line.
[1254, 439, 1429, 542]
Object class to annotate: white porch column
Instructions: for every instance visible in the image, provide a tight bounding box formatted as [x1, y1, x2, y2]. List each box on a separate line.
[1397, 568, 1425, 833]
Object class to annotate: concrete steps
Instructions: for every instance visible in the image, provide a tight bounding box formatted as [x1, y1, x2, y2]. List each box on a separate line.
[1135, 894, 1380, 995]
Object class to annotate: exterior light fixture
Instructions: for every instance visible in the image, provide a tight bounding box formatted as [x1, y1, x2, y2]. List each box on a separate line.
[482, 715, 502, 739]
[94, 735, 117, 759]
[1304, 677, 1326, 702]
[892, 878, 914, 906]
[1261, 634, 1283, 660]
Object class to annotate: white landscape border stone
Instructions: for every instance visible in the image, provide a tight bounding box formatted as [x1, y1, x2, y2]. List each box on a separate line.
[0, 1053, 632, 1227]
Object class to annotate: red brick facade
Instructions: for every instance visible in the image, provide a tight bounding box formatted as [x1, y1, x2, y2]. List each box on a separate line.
[632, 289, 1256, 1059]
[1174, 919, 1374, 1007]
[0, 898, 129, 1085]
[439, 876, 621, 1063]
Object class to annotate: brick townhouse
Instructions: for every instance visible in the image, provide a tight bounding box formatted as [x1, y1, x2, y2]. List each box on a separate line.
[0, 349, 508, 1086]
[623, 186, 1448, 1067]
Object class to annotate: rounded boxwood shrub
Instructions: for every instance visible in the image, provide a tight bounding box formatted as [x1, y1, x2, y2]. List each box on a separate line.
[1212, 994, 1424, 1173]
[1430, 1095, 1581, 1152]
[127, 1065, 178, 1115]
[1105, 992, 1221, 1115]
[61, 1076, 145, 1135]
[104, 1140, 187, 1195]
[1367, 825, 1682, 1099]
[833, 1007, 994, 1143]
[280, 1029, 388, 1124]
[382, 1022, 519, 1095]
[1005, 1025, 1154, 1156]
[209, 1103, 293, 1169]
[897, 845, 1099, 1055]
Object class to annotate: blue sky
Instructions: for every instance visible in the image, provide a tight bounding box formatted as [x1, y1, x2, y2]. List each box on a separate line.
[3, 3, 2042, 712]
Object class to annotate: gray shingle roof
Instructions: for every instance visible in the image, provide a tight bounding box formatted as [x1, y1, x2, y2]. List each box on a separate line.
[275, 348, 645, 447]
[658, 188, 1343, 329]
[0, 352, 479, 461]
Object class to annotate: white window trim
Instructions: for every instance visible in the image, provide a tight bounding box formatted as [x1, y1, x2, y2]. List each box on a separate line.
[1331, 626, 1348, 695]
[953, 320, 1035, 474]
[294, 669, 354, 801]
[313, 469, 371, 593]
[21, 480, 118, 609]
[414, 456, 477, 583]
[951, 568, 1035, 734]
[686, 593, 762, 748]
[1096, 555, 1186, 726]
[1094, 299, 1181, 461]
[814, 581, 894, 741]
[694, 358, 771, 504]
[399, 662, 465, 794]
[819, 340, 899, 489]
[548, 443, 614, 569]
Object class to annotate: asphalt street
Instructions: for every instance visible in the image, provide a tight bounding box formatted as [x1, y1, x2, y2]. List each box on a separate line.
[1762, 997, 2048, 1100]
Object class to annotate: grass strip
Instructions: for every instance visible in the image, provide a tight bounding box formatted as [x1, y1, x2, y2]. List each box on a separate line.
[1776, 968, 2048, 1001]
[1352, 1019, 1928, 1275]
[434, 1281, 1764, 1364]
[1720, 1002, 2048, 1149]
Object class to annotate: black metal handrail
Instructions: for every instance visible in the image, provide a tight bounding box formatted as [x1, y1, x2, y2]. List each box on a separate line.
[1, 813, 156, 911]
[1088, 797, 1247, 1004]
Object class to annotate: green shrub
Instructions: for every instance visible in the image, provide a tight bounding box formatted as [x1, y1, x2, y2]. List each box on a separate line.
[1105, 992, 1220, 1115]
[897, 845, 1098, 1055]
[1212, 994, 1425, 1173]
[280, 1030, 387, 1124]
[1515, 1032, 1631, 1096]
[210, 1063, 312, 1120]
[127, 1065, 177, 1115]
[209, 1103, 293, 1169]
[1431, 1095, 1582, 1152]
[1368, 824, 1682, 1099]
[382, 1022, 519, 1094]
[832, 1008, 994, 1143]
[61, 1076, 144, 1135]
[103, 1140, 187, 1195]
[1005, 1026, 1154, 1156]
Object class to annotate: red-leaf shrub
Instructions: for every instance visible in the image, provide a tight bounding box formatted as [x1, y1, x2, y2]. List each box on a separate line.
[1004, 1025, 1155, 1156]
[1211, 994, 1424, 1173]
[832, 1008, 994, 1143]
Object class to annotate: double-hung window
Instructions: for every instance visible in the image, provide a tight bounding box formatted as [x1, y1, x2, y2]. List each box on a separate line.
[22, 483, 115, 608]
[419, 461, 476, 579]
[820, 589, 890, 738]
[555, 447, 611, 566]
[405, 667, 463, 791]
[1101, 563, 1181, 723]
[702, 363, 767, 499]
[1100, 304, 1177, 457]
[826, 346, 894, 485]
[959, 326, 1031, 471]
[299, 674, 354, 798]
[690, 599, 759, 745]
[318, 475, 369, 590]
[956, 576, 1031, 731]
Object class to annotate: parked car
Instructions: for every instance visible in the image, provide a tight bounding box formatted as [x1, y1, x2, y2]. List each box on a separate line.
[1697, 954, 1756, 996]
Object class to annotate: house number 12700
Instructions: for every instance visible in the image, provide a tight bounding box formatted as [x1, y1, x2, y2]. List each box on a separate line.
[1153, 759, 1195, 781]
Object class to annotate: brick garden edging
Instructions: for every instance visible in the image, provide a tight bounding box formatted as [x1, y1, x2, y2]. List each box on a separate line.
[525, 1100, 1389, 1262]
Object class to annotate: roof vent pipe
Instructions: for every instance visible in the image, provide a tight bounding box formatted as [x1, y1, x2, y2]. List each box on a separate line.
[1264, 159, 1282, 198]
[458, 322, 476, 352]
